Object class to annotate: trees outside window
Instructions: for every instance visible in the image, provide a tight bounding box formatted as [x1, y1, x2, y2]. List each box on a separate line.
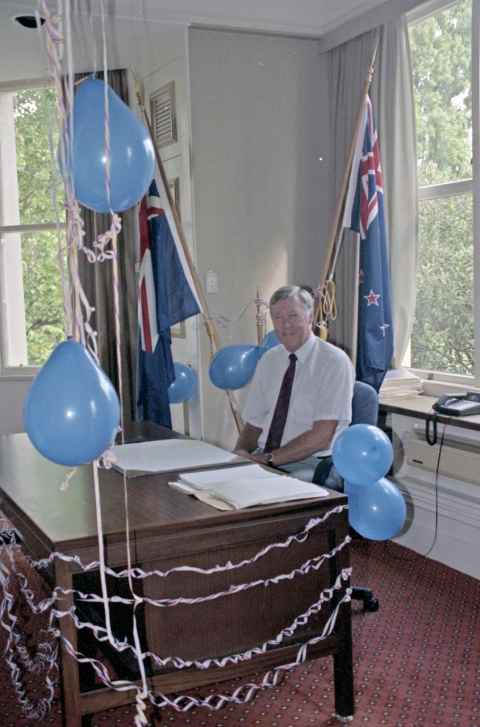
[0, 85, 65, 370]
[409, 0, 473, 376]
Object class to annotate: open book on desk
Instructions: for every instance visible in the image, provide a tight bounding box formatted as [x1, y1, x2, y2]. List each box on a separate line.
[169, 464, 329, 511]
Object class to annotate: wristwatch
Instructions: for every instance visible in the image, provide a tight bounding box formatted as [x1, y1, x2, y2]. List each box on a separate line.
[265, 452, 275, 467]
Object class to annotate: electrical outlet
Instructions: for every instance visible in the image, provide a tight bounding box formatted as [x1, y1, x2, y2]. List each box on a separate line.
[206, 270, 218, 294]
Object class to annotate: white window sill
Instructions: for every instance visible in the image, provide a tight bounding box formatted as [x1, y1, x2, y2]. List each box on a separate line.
[0, 367, 37, 382]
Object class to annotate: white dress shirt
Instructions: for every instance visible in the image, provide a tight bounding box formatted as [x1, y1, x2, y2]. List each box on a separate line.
[242, 334, 355, 457]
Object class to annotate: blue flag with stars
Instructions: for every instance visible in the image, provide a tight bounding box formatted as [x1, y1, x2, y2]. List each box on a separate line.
[343, 96, 393, 391]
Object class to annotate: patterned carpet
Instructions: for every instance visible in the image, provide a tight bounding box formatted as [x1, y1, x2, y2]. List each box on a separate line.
[1, 522, 480, 727]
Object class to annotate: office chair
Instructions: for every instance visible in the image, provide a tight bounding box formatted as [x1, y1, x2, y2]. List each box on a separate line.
[313, 380, 380, 612]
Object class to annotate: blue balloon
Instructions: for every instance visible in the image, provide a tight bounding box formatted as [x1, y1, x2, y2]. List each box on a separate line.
[24, 340, 120, 466]
[168, 363, 197, 404]
[71, 78, 155, 213]
[332, 424, 393, 485]
[209, 345, 262, 390]
[261, 330, 280, 351]
[347, 477, 406, 541]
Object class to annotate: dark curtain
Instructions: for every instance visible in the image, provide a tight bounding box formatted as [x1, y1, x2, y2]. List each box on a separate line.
[76, 69, 138, 424]
[327, 30, 379, 361]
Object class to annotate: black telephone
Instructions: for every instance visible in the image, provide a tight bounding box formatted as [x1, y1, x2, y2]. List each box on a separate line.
[432, 391, 480, 416]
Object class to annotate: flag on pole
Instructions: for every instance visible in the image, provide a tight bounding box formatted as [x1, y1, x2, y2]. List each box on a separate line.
[137, 178, 202, 426]
[343, 95, 393, 391]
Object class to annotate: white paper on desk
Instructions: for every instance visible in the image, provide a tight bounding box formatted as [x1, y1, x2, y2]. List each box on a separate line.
[171, 464, 329, 510]
[111, 439, 238, 473]
[179, 464, 274, 490]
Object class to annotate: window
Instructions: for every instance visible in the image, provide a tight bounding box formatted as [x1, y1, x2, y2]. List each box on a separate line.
[0, 82, 65, 374]
[408, 0, 474, 379]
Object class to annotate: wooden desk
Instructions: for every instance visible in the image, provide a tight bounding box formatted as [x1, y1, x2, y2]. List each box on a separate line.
[0, 428, 353, 726]
[380, 393, 480, 432]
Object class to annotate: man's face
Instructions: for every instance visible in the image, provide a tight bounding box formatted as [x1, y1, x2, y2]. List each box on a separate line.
[270, 296, 312, 353]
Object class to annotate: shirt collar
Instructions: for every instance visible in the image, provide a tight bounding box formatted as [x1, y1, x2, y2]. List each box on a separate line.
[280, 334, 316, 364]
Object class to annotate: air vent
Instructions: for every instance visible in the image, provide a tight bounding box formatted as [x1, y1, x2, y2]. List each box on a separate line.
[150, 81, 177, 149]
[13, 15, 46, 29]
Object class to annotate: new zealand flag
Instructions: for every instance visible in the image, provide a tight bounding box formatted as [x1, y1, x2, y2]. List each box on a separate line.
[343, 95, 393, 391]
[137, 179, 201, 426]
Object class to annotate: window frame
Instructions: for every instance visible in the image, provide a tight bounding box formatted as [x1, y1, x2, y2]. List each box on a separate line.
[406, 0, 479, 387]
[0, 77, 65, 380]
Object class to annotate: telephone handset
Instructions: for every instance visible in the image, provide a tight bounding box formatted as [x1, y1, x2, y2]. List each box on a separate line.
[432, 392, 480, 417]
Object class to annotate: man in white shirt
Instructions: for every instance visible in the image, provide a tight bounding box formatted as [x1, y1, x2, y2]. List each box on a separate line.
[235, 285, 355, 484]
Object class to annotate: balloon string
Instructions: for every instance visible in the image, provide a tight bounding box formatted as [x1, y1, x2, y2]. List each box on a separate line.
[99, 0, 113, 214]
[112, 227, 150, 708]
[92, 461, 114, 643]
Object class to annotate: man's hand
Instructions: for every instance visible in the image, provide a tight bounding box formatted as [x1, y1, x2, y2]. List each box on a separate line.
[234, 448, 268, 464]
[234, 423, 262, 458]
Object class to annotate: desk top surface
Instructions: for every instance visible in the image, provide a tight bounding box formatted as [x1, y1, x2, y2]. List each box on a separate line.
[380, 393, 480, 431]
[0, 427, 344, 554]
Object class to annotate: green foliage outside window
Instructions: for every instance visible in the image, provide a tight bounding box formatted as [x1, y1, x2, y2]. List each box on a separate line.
[13, 87, 65, 366]
[409, 0, 473, 375]
[413, 195, 473, 374]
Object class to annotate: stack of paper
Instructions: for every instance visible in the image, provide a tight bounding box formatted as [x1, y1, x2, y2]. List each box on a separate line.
[169, 464, 329, 510]
[380, 368, 423, 400]
[111, 439, 239, 474]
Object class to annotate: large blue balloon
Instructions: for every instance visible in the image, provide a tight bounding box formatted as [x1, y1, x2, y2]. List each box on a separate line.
[168, 363, 197, 404]
[347, 477, 406, 541]
[332, 424, 393, 485]
[24, 340, 120, 466]
[261, 330, 280, 351]
[209, 345, 261, 390]
[71, 78, 155, 213]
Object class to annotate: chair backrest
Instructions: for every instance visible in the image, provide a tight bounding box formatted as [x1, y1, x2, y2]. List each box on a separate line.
[351, 381, 379, 426]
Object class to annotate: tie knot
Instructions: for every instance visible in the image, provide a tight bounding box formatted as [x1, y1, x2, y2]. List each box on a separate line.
[289, 353, 297, 364]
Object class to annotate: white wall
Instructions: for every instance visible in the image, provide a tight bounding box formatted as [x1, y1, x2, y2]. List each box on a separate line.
[188, 28, 330, 448]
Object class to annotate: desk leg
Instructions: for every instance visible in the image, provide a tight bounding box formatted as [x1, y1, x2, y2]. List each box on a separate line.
[328, 530, 354, 720]
[55, 560, 82, 727]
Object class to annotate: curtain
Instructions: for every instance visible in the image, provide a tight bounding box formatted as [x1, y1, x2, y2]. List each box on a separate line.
[327, 21, 418, 369]
[77, 69, 138, 424]
[327, 30, 379, 359]
[377, 18, 418, 367]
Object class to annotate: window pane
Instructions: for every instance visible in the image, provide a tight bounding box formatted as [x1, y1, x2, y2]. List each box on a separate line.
[0, 87, 64, 227]
[1, 230, 66, 367]
[409, 0, 472, 186]
[411, 194, 473, 375]
[23, 230, 66, 365]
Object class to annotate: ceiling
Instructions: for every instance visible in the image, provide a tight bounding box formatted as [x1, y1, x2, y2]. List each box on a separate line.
[0, 0, 395, 83]
[3, 0, 391, 37]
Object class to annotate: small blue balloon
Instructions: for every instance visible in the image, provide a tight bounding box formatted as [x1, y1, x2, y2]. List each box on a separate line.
[332, 424, 393, 485]
[209, 345, 262, 390]
[24, 340, 120, 466]
[168, 363, 197, 404]
[261, 330, 280, 351]
[71, 78, 155, 213]
[348, 477, 406, 541]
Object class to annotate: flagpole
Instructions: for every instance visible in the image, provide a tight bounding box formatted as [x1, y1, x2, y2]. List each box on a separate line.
[314, 35, 379, 335]
[134, 84, 243, 434]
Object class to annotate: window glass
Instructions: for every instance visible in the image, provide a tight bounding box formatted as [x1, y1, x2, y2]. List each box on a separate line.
[411, 194, 473, 375]
[1, 87, 64, 227]
[0, 83, 66, 370]
[409, 0, 472, 187]
[22, 230, 66, 365]
[2, 230, 65, 367]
